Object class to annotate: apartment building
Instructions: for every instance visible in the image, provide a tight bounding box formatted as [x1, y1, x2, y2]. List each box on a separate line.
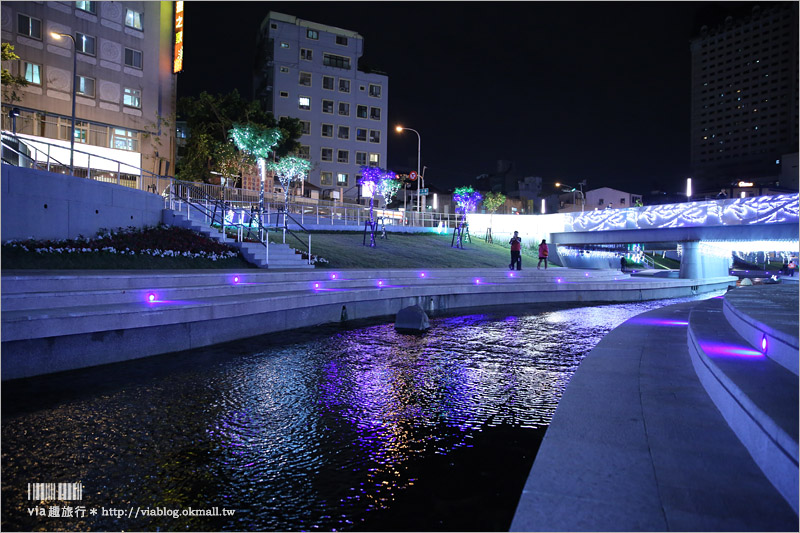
[1, 1, 177, 179]
[253, 12, 388, 201]
[689, 3, 799, 186]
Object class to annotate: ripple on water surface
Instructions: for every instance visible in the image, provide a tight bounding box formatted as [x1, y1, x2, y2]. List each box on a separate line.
[1, 295, 720, 531]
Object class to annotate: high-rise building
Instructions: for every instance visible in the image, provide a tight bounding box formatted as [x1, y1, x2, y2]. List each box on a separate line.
[1, 1, 178, 179]
[689, 3, 798, 187]
[253, 12, 388, 201]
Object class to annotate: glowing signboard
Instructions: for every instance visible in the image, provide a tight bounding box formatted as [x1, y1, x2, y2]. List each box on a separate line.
[173, 1, 184, 73]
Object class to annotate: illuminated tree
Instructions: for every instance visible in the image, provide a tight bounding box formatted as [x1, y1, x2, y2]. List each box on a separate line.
[359, 166, 396, 247]
[452, 186, 482, 248]
[268, 155, 312, 211]
[482, 191, 506, 243]
[229, 123, 283, 226]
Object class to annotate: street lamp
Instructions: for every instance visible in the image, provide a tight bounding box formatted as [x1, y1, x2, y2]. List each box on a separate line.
[555, 180, 586, 212]
[395, 125, 422, 217]
[50, 31, 77, 176]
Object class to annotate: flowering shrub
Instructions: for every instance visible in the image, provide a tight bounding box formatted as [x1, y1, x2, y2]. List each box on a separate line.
[3, 225, 240, 261]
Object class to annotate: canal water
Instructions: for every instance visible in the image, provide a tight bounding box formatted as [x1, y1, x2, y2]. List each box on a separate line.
[1, 293, 721, 531]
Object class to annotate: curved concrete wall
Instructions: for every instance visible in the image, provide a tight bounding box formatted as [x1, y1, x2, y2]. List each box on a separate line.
[1, 164, 164, 241]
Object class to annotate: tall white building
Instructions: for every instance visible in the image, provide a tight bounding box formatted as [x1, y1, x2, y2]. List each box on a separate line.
[1, 1, 178, 179]
[253, 12, 388, 201]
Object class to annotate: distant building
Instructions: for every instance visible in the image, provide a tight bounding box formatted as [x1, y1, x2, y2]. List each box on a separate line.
[689, 3, 799, 187]
[253, 12, 388, 202]
[560, 187, 642, 212]
[0, 1, 178, 179]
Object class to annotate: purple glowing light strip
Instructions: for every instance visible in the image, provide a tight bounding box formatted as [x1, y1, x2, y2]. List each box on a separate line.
[699, 340, 763, 358]
[629, 317, 689, 327]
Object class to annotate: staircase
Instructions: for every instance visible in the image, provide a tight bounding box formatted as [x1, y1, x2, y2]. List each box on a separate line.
[162, 209, 314, 269]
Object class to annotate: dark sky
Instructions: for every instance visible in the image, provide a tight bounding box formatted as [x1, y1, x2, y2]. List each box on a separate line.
[179, 1, 758, 194]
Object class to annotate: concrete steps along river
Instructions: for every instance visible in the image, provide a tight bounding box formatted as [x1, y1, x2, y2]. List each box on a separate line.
[1, 268, 735, 381]
[162, 208, 314, 269]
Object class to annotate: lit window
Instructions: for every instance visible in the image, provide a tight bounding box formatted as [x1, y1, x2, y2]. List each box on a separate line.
[338, 126, 350, 139]
[306, 29, 319, 40]
[76, 75, 95, 97]
[298, 96, 310, 110]
[76, 32, 96, 55]
[320, 171, 332, 185]
[322, 76, 334, 90]
[368, 84, 382, 98]
[321, 124, 333, 137]
[356, 128, 367, 142]
[18, 14, 42, 39]
[370, 107, 381, 120]
[357, 105, 368, 119]
[76, 1, 97, 14]
[124, 48, 142, 69]
[322, 100, 334, 114]
[280, 42, 289, 49]
[337, 172, 348, 186]
[339, 79, 350, 93]
[300, 48, 312, 61]
[355, 152, 367, 166]
[338, 102, 350, 116]
[337, 150, 349, 164]
[124, 87, 141, 108]
[112, 128, 139, 151]
[125, 9, 142, 30]
[299, 72, 311, 87]
[73, 121, 88, 143]
[23, 62, 41, 85]
[335, 35, 348, 46]
[321, 148, 333, 162]
[369, 153, 380, 166]
[280, 66, 289, 73]
[369, 130, 380, 143]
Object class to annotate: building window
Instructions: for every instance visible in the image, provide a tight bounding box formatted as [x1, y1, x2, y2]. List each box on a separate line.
[320, 171, 332, 185]
[298, 145, 310, 159]
[369, 130, 381, 143]
[322, 100, 334, 114]
[125, 9, 142, 30]
[337, 150, 349, 164]
[299, 72, 312, 86]
[339, 79, 350, 93]
[321, 148, 333, 162]
[338, 102, 350, 116]
[620, 198, 626, 205]
[338, 126, 349, 140]
[280, 42, 289, 49]
[123, 87, 141, 108]
[112, 128, 139, 151]
[335, 35, 348, 46]
[300, 120, 310, 135]
[76, 32, 96, 55]
[298, 96, 310, 110]
[280, 91, 289, 98]
[322, 76, 334, 90]
[355, 151, 367, 166]
[76, 75, 95, 97]
[369, 84, 382, 98]
[321, 123, 333, 137]
[124, 48, 142, 69]
[23, 61, 41, 85]
[18, 14, 42, 39]
[356, 105, 368, 119]
[73, 121, 89, 143]
[76, 1, 97, 14]
[356, 128, 367, 142]
[370, 107, 381, 120]
[307, 29, 319, 40]
[323, 53, 351, 70]
[337, 172, 348, 186]
[598, 198, 604, 205]
[369, 153, 380, 166]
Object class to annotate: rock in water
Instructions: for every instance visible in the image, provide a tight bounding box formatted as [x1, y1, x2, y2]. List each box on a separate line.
[395, 305, 430, 332]
[740, 278, 754, 286]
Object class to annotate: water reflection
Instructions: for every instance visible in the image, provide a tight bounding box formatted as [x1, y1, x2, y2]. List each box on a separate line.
[1, 294, 721, 531]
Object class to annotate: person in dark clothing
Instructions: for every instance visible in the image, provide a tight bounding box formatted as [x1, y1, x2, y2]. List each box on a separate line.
[537, 239, 549, 270]
[509, 231, 522, 270]
[620, 256, 627, 272]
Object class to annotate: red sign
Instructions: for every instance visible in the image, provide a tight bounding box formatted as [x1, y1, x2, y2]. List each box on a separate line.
[409, 171, 417, 181]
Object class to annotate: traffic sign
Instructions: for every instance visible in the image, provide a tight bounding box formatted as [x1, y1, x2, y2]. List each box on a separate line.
[409, 171, 417, 181]
[419, 188, 429, 196]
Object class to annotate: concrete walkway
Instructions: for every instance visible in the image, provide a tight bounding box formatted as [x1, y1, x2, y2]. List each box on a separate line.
[511, 284, 798, 531]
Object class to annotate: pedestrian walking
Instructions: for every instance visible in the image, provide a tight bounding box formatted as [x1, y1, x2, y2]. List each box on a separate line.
[537, 239, 549, 270]
[509, 231, 522, 271]
[620, 255, 627, 272]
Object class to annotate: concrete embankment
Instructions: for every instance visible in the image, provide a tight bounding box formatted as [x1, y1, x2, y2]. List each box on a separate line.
[1, 268, 734, 380]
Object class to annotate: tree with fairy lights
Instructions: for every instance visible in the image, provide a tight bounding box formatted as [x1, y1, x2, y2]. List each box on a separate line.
[229, 123, 283, 231]
[482, 191, 506, 243]
[268, 155, 313, 216]
[359, 166, 396, 247]
[452, 186, 482, 248]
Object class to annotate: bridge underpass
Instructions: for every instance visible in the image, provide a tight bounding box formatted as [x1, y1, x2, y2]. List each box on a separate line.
[466, 194, 799, 279]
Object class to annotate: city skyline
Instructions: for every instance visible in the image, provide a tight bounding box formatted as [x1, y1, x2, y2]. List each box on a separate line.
[179, 1, 773, 194]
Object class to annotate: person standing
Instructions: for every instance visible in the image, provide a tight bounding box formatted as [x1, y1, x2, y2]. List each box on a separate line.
[509, 231, 522, 271]
[538, 239, 549, 270]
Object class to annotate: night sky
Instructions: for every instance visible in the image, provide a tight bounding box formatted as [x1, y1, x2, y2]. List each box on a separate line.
[178, 1, 759, 195]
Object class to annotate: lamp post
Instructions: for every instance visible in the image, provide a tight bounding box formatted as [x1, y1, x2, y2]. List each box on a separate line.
[555, 180, 586, 212]
[395, 125, 422, 219]
[50, 32, 77, 176]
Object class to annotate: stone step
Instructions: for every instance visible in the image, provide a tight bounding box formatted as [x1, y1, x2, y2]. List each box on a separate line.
[687, 297, 798, 513]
